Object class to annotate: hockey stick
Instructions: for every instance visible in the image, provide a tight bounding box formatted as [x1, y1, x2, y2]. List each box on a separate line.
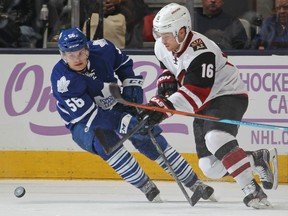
[147, 130, 201, 206]
[109, 83, 288, 131]
[95, 117, 149, 155]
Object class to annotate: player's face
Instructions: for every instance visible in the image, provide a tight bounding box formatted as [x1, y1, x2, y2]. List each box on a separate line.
[63, 48, 89, 72]
[157, 32, 180, 52]
[157, 28, 187, 52]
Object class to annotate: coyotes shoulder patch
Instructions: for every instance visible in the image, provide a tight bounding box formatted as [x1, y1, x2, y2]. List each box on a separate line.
[191, 38, 207, 51]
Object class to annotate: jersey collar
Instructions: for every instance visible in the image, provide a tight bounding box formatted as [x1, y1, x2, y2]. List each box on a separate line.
[173, 31, 193, 58]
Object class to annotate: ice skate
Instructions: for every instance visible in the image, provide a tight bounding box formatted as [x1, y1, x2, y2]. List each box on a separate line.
[140, 180, 162, 202]
[190, 180, 217, 205]
[242, 179, 272, 209]
[249, 148, 278, 190]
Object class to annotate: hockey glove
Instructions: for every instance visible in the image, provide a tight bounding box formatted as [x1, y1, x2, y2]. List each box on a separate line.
[157, 71, 178, 97]
[122, 75, 144, 104]
[138, 95, 175, 126]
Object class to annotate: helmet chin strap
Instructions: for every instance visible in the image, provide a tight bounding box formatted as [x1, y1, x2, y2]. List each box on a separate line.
[174, 29, 190, 53]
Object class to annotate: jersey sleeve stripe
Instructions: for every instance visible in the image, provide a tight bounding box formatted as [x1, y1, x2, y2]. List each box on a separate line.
[70, 103, 96, 124]
[178, 86, 203, 108]
[168, 92, 195, 113]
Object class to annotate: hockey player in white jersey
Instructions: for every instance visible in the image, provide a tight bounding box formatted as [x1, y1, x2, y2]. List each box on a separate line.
[138, 3, 278, 209]
[50, 27, 216, 205]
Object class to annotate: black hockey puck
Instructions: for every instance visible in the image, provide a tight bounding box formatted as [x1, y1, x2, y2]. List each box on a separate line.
[14, 186, 26, 198]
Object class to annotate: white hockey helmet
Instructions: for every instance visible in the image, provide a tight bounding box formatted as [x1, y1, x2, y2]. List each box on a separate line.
[153, 3, 191, 40]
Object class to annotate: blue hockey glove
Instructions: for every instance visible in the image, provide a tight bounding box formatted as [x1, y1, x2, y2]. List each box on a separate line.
[157, 71, 178, 97]
[122, 75, 144, 104]
[138, 95, 175, 126]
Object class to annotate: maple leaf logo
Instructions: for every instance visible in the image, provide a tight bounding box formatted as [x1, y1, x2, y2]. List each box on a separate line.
[93, 39, 108, 47]
[57, 76, 70, 93]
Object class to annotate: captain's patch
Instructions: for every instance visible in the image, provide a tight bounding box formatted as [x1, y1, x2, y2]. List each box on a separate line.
[191, 39, 207, 51]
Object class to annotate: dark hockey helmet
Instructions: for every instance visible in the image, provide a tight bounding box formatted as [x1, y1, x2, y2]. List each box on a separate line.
[58, 28, 87, 52]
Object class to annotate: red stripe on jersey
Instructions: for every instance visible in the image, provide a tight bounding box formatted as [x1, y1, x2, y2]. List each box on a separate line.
[239, 93, 248, 97]
[177, 70, 185, 86]
[226, 62, 234, 67]
[222, 53, 234, 67]
[178, 88, 199, 111]
[184, 84, 211, 103]
[178, 84, 212, 112]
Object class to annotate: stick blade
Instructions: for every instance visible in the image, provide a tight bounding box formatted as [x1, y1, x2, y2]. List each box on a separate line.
[94, 128, 113, 154]
[190, 186, 203, 206]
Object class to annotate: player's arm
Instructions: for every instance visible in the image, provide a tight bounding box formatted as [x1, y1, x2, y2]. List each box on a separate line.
[157, 61, 178, 97]
[109, 43, 144, 104]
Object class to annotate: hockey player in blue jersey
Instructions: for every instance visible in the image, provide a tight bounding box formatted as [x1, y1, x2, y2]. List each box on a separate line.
[50, 27, 216, 204]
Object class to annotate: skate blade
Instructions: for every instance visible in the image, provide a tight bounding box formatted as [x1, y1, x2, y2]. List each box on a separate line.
[208, 194, 218, 202]
[249, 198, 273, 209]
[269, 148, 278, 190]
[151, 194, 163, 203]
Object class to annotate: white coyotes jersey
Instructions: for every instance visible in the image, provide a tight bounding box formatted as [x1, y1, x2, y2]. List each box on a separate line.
[154, 31, 247, 113]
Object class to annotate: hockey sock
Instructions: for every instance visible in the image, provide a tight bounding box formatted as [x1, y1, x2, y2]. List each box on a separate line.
[155, 145, 198, 187]
[106, 146, 149, 188]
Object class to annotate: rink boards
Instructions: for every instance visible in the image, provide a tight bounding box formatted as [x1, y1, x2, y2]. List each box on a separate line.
[0, 53, 287, 182]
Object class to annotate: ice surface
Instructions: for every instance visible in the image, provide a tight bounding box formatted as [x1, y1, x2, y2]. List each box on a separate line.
[0, 180, 287, 216]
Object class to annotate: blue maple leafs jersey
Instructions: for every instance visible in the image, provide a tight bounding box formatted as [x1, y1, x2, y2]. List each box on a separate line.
[50, 39, 135, 131]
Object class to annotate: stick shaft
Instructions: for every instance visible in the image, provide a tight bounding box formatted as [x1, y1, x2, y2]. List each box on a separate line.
[96, 117, 148, 155]
[147, 130, 194, 206]
[109, 83, 288, 131]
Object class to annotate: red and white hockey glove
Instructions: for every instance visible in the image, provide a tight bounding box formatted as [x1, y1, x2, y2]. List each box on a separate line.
[157, 71, 178, 97]
[138, 95, 175, 126]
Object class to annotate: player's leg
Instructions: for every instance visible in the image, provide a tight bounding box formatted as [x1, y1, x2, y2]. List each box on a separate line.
[194, 119, 227, 201]
[201, 95, 270, 209]
[130, 124, 215, 202]
[205, 130, 269, 207]
[196, 126, 278, 191]
[71, 123, 161, 202]
[198, 148, 278, 190]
